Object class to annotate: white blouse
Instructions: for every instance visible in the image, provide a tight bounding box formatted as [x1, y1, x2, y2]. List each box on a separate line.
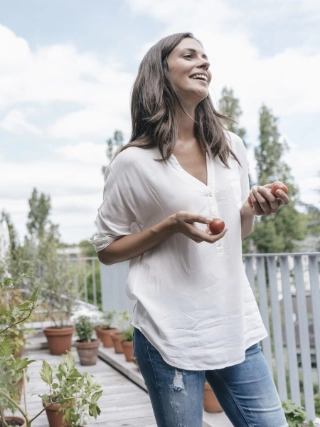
[90, 131, 267, 370]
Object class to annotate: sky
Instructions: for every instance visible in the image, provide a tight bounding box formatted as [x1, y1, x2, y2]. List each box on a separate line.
[0, 0, 320, 244]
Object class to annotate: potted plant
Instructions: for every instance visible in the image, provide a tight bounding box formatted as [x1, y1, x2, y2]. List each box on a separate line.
[282, 400, 315, 427]
[203, 381, 223, 413]
[0, 275, 103, 427]
[0, 288, 28, 359]
[41, 352, 102, 427]
[120, 325, 134, 362]
[0, 275, 38, 427]
[40, 241, 78, 355]
[72, 312, 101, 366]
[110, 311, 131, 354]
[95, 310, 117, 348]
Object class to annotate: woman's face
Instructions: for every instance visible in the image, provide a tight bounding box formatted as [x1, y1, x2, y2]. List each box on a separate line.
[167, 38, 211, 104]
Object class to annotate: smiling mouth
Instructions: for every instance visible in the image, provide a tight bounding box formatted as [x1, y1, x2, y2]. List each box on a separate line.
[189, 74, 208, 82]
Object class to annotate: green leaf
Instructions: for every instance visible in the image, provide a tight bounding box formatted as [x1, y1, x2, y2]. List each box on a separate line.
[40, 360, 53, 384]
[0, 336, 14, 357]
[90, 390, 103, 404]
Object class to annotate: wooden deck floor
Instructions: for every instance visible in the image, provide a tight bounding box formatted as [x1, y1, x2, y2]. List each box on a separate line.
[19, 348, 157, 427]
[10, 336, 233, 427]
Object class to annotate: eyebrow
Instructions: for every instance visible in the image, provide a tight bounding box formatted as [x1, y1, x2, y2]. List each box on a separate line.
[181, 48, 208, 60]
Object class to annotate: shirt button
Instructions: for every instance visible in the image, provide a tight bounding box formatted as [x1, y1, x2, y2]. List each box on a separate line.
[208, 192, 213, 197]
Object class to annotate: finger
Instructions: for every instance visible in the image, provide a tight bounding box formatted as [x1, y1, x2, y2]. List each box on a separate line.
[251, 187, 272, 215]
[275, 190, 290, 205]
[256, 186, 279, 212]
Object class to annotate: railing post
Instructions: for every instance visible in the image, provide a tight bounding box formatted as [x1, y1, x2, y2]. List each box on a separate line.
[280, 255, 301, 406]
[267, 256, 287, 400]
[308, 254, 320, 391]
[256, 256, 273, 373]
[92, 258, 97, 306]
[294, 255, 315, 420]
[245, 256, 256, 298]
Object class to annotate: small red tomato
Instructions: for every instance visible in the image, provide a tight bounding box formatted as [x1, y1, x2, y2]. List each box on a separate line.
[209, 218, 225, 235]
[271, 182, 288, 197]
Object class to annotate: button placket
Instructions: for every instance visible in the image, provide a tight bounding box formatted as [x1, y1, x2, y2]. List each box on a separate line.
[207, 161, 224, 254]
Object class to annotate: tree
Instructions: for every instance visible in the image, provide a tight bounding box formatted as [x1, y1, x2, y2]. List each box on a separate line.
[218, 87, 253, 253]
[102, 130, 124, 175]
[218, 87, 247, 147]
[26, 188, 51, 239]
[250, 105, 306, 253]
[1, 211, 19, 263]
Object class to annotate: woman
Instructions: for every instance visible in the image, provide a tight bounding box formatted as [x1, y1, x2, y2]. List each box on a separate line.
[91, 33, 289, 427]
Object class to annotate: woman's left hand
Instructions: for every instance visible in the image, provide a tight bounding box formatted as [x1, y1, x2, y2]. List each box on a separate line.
[246, 183, 290, 216]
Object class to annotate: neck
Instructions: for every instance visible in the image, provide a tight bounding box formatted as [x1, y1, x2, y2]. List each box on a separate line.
[175, 103, 196, 142]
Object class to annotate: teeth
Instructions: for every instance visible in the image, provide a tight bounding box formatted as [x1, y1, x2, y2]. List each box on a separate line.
[191, 74, 207, 81]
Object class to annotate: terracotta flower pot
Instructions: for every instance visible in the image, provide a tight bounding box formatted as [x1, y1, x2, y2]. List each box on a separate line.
[43, 326, 74, 355]
[94, 325, 102, 340]
[122, 341, 134, 362]
[99, 327, 118, 348]
[203, 382, 223, 413]
[43, 402, 66, 427]
[2, 416, 26, 427]
[110, 332, 124, 353]
[75, 339, 101, 365]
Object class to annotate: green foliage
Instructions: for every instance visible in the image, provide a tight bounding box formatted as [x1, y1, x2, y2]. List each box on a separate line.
[0, 276, 39, 337]
[102, 130, 124, 174]
[1, 211, 19, 266]
[116, 311, 131, 333]
[251, 104, 306, 253]
[0, 275, 38, 423]
[121, 325, 134, 342]
[75, 316, 94, 342]
[79, 240, 97, 258]
[40, 352, 102, 426]
[218, 87, 247, 146]
[282, 400, 314, 427]
[101, 310, 116, 329]
[26, 188, 52, 239]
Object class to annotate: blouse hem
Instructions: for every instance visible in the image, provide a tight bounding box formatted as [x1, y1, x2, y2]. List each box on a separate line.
[132, 323, 268, 371]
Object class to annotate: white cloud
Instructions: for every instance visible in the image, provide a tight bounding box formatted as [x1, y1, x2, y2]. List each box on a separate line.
[0, 25, 134, 140]
[0, 156, 106, 243]
[0, 110, 42, 135]
[56, 141, 106, 165]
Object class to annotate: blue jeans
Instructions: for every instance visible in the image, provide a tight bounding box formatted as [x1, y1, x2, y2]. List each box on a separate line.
[133, 327, 287, 427]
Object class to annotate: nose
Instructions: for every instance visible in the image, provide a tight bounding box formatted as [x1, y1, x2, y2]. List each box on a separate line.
[198, 57, 210, 71]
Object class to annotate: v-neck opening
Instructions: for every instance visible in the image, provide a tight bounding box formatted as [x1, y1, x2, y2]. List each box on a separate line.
[170, 152, 210, 189]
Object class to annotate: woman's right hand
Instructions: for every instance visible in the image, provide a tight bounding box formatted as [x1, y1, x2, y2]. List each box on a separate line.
[169, 211, 227, 243]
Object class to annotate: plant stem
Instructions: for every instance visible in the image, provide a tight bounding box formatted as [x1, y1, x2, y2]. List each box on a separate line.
[23, 369, 28, 418]
[0, 390, 27, 419]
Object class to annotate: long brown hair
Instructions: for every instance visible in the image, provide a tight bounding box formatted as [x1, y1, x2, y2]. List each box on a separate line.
[119, 32, 238, 167]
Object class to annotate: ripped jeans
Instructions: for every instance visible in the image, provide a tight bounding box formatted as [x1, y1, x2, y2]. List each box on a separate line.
[133, 328, 287, 427]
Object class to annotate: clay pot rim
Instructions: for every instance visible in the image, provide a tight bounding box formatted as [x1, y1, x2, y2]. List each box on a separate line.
[2, 415, 26, 427]
[75, 339, 101, 348]
[43, 326, 74, 330]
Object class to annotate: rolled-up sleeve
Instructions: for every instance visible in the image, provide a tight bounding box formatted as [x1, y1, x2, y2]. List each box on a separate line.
[90, 163, 137, 252]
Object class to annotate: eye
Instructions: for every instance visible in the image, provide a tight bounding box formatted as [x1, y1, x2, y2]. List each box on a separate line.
[183, 54, 192, 58]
